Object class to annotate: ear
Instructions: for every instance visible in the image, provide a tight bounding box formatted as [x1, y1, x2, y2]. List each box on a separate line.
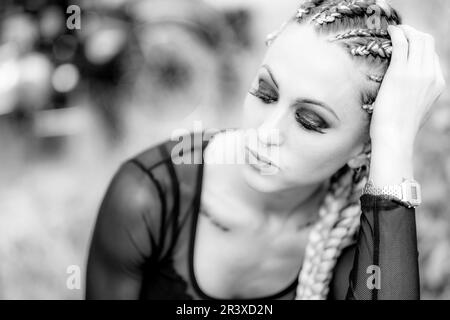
[347, 153, 369, 169]
[347, 141, 371, 169]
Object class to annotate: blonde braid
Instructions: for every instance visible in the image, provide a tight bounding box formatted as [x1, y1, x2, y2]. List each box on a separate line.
[333, 28, 389, 40]
[296, 165, 368, 299]
[347, 38, 393, 58]
[310, 0, 400, 26]
[331, 29, 393, 60]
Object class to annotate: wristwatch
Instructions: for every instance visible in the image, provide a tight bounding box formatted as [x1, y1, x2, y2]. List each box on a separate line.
[362, 178, 422, 208]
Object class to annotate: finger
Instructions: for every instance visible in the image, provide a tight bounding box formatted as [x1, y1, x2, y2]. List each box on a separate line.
[397, 25, 425, 66]
[420, 109, 433, 129]
[435, 53, 446, 92]
[422, 33, 436, 75]
[387, 25, 408, 65]
[419, 53, 446, 129]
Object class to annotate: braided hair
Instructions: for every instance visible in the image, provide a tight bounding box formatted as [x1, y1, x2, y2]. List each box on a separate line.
[266, 0, 401, 299]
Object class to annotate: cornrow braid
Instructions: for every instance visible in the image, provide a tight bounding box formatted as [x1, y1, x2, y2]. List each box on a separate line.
[331, 29, 392, 60]
[296, 0, 332, 21]
[311, 0, 400, 26]
[346, 38, 392, 58]
[329, 29, 392, 84]
[333, 28, 389, 40]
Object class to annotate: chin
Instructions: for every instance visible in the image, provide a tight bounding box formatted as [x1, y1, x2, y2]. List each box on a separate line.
[240, 163, 288, 193]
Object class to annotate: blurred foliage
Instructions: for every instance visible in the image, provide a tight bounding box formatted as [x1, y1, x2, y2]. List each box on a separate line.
[0, 0, 449, 299]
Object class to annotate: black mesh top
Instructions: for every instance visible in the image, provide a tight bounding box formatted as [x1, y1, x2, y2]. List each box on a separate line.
[85, 130, 420, 300]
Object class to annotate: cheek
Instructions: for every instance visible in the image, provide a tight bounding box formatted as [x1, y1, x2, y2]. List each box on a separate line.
[242, 95, 267, 129]
[281, 127, 364, 184]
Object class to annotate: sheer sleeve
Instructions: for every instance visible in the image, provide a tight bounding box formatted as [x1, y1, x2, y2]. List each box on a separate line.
[345, 194, 420, 300]
[85, 160, 163, 299]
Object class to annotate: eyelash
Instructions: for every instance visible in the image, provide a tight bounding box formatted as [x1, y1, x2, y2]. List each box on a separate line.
[249, 80, 329, 134]
[249, 86, 277, 104]
[295, 109, 328, 134]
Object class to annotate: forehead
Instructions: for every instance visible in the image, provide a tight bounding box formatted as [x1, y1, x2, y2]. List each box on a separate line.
[263, 23, 365, 115]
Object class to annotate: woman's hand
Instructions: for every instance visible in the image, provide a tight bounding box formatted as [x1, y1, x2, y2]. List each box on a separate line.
[369, 25, 446, 186]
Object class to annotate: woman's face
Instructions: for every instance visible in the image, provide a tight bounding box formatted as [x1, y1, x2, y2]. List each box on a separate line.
[241, 23, 370, 192]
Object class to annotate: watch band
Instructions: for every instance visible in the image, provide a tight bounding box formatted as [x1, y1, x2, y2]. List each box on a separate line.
[363, 180, 402, 199]
[362, 179, 422, 208]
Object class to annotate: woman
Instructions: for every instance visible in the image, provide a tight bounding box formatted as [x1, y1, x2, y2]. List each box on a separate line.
[85, 0, 445, 300]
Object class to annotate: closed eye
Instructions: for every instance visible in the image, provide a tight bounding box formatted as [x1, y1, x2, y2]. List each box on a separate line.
[295, 108, 329, 134]
[249, 78, 278, 104]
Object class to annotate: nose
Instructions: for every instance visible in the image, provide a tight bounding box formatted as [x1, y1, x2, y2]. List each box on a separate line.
[257, 108, 287, 147]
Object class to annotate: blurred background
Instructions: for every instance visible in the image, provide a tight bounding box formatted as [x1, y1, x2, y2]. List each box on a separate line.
[0, 0, 449, 299]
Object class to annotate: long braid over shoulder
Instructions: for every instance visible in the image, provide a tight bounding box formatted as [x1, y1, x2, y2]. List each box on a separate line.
[266, 0, 401, 300]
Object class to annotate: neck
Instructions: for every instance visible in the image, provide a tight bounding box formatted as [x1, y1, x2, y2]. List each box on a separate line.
[204, 130, 328, 222]
[236, 168, 327, 220]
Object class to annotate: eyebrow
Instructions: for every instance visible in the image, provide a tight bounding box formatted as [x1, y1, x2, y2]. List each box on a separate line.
[261, 64, 340, 121]
[261, 64, 279, 89]
[295, 98, 340, 121]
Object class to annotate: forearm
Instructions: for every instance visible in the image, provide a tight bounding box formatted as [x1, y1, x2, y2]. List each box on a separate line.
[346, 133, 420, 300]
[369, 132, 415, 185]
[346, 195, 420, 300]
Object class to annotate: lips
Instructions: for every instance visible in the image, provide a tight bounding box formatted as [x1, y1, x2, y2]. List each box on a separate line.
[245, 146, 279, 169]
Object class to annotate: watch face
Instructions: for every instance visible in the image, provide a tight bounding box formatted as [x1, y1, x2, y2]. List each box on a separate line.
[409, 185, 417, 200]
[402, 181, 422, 207]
